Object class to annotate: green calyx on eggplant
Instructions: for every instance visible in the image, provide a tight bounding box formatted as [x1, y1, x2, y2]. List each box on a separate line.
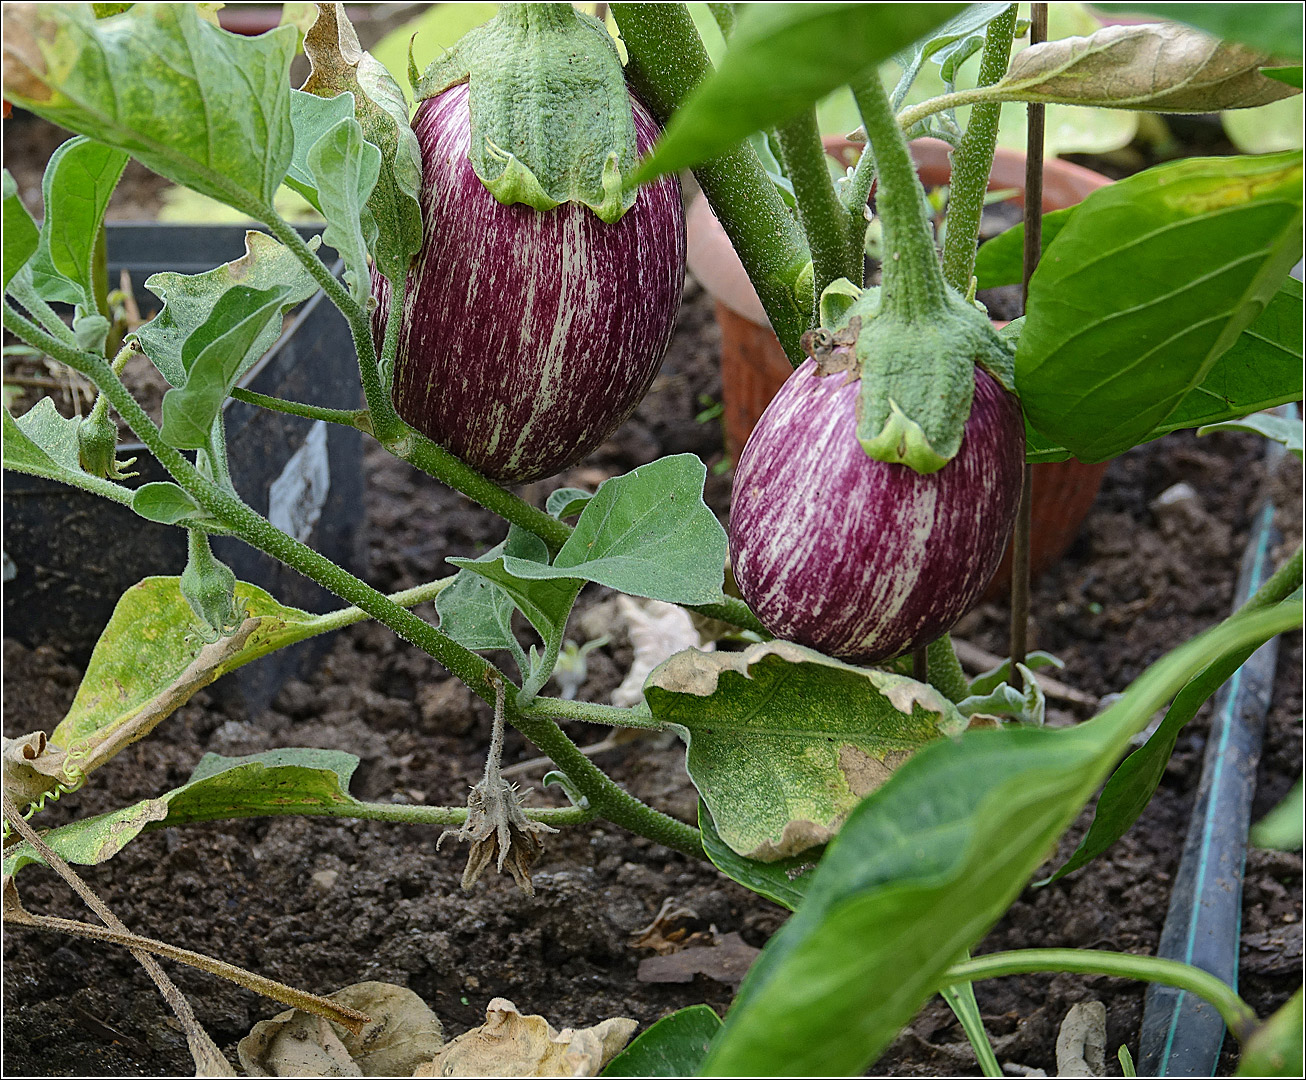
[179, 530, 242, 643]
[413, 2, 638, 224]
[76, 398, 136, 480]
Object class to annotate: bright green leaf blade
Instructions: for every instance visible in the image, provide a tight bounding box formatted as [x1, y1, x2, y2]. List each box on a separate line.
[307, 117, 381, 301]
[1262, 66, 1303, 89]
[130, 481, 214, 526]
[701, 601, 1301, 1075]
[436, 530, 531, 654]
[286, 88, 356, 210]
[2, 169, 39, 289]
[1, 4, 296, 219]
[546, 486, 592, 520]
[1016, 151, 1303, 463]
[51, 577, 318, 755]
[699, 801, 816, 911]
[7, 396, 82, 475]
[1092, 4, 1304, 62]
[37, 135, 128, 310]
[974, 206, 1076, 290]
[1236, 987, 1303, 1077]
[1249, 778, 1303, 850]
[602, 1004, 722, 1078]
[135, 230, 319, 387]
[501, 455, 728, 606]
[159, 284, 291, 449]
[890, 3, 1011, 109]
[448, 526, 581, 653]
[632, 3, 964, 182]
[1200, 411, 1303, 458]
[3, 748, 363, 877]
[646, 640, 966, 861]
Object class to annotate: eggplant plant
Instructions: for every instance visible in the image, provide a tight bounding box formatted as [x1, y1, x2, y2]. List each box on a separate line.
[2, 2, 1303, 1076]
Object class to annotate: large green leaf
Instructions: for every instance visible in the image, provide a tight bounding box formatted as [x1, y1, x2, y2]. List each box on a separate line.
[602, 1005, 722, 1078]
[159, 284, 293, 449]
[632, 4, 964, 182]
[51, 577, 321, 758]
[1093, 4, 1304, 62]
[1, 4, 296, 219]
[699, 801, 816, 911]
[306, 117, 381, 302]
[645, 640, 966, 861]
[497, 454, 729, 606]
[135, 230, 319, 387]
[1236, 988, 1304, 1077]
[1016, 151, 1303, 462]
[701, 601, 1301, 1075]
[2, 170, 40, 289]
[5, 397, 84, 479]
[3, 748, 364, 877]
[30, 136, 128, 310]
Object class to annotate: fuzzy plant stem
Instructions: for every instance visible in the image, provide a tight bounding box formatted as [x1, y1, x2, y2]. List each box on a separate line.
[940, 4, 1018, 292]
[228, 387, 372, 432]
[611, 1, 814, 363]
[850, 73, 950, 321]
[3, 304, 705, 861]
[775, 107, 863, 302]
[942, 949, 1259, 1044]
[926, 634, 971, 703]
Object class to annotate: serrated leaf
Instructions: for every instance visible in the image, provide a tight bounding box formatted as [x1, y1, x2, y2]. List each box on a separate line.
[1016, 151, 1303, 462]
[160, 284, 292, 448]
[307, 117, 380, 302]
[50, 577, 319, 760]
[633, 4, 964, 183]
[130, 481, 214, 526]
[1, 3, 296, 220]
[989, 22, 1298, 111]
[301, 3, 423, 283]
[699, 801, 816, 912]
[2, 169, 39, 289]
[701, 602, 1301, 1075]
[645, 640, 966, 861]
[499, 455, 729, 606]
[135, 230, 319, 387]
[3, 747, 364, 877]
[1093, 3, 1303, 63]
[602, 1004, 722, 1078]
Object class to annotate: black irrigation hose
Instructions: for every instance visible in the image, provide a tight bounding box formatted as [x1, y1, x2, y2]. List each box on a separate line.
[1138, 421, 1291, 1076]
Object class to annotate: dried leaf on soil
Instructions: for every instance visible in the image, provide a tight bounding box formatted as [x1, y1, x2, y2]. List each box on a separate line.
[1054, 1000, 1106, 1077]
[635, 931, 761, 990]
[237, 981, 443, 1077]
[413, 998, 635, 1077]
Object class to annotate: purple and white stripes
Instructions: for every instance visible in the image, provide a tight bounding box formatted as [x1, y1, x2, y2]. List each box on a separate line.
[730, 361, 1024, 663]
[373, 83, 685, 484]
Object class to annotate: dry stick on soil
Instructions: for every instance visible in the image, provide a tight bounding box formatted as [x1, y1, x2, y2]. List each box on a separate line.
[1, 793, 369, 1060]
[1010, 2, 1048, 692]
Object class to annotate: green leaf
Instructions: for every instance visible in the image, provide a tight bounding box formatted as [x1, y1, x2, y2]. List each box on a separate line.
[1, 4, 296, 219]
[307, 117, 380, 302]
[974, 206, 1076, 290]
[601, 1005, 722, 1078]
[632, 4, 964, 182]
[3, 748, 363, 877]
[160, 284, 293, 448]
[5, 396, 83, 477]
[1236, 987, 1303, 1077]
[285, 88, 357, 211]
[1092, 4, 1304, 62]
[700, 601, 1301, 1076]
[300, 4, 423, 282]
[51, 577, 320, 757]
[135, 230, 319, 387]
[447, 527, 581, 659]
[645, 640, 966, 861]
[2, 169, 39, 289]
[699, 801, 816, 911]
[1016, 151, 1303, 462]
[499, 454, 728, 606]
[32, 136, 128, 310]
[1261, 66, 1303, 89]
[130, 481, 215, 526]
[1223, 93, 1304, 155]
[1249, 778, 1303, 850]
[545, 486, 592, 520]
[890, 3, 1014, 109]
[1200, 411, 1303, 458]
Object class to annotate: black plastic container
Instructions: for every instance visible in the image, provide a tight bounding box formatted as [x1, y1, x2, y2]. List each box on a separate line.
[3, 224, 366, 716]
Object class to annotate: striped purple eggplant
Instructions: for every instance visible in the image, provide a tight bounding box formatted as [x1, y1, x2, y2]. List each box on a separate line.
[730, 360, 1024, 663]
[372, 82, 685, 484]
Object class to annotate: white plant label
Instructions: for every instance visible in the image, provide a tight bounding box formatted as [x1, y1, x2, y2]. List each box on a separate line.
[268, 420, 330, 543]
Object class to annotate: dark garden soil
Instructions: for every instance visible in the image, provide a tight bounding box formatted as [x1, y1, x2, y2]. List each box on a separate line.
[3, 102, 1302, 1077]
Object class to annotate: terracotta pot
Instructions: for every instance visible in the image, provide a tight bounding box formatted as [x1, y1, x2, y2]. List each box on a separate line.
[688, 138, 1112, 595]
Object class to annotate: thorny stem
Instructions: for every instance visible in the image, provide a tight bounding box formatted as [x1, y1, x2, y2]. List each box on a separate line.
[5, 302, 707, 862]
[612, 2, 813, 364]
[2, 792, 238, 1072]
[775, 108, 862, 303]
[942, 949, 1259, 1045]
[940, 5, 1018, 292]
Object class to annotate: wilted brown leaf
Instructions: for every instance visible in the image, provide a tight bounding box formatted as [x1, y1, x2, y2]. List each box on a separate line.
[635, 931, 761, 990]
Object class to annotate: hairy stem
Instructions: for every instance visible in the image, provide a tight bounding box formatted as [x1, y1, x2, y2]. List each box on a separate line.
[940, 5, 1018, 292]
[942, 949, 1259, 1044]
[926, 634, 971, 704]
[898, 88, 998, 135]
[612, 2, 813, 363]
[518, 697, 665, 730]
[229, 387, 372, 431]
